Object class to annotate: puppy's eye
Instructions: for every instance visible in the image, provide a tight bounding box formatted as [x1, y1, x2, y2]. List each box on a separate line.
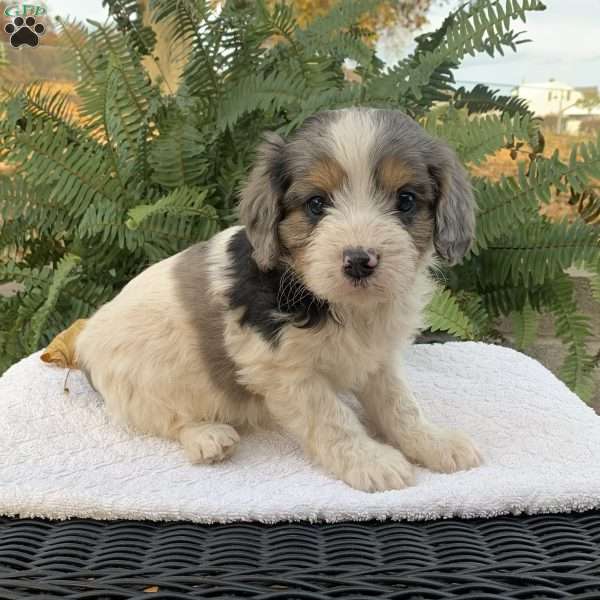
[306, 196, 326, 217]
[397, 190, 417, 213]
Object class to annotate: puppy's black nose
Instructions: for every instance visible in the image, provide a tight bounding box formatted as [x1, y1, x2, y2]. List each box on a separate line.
[343, 248, 379, 279]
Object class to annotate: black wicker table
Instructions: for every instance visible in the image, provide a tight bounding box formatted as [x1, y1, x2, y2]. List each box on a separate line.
[2, 511, 600, 599]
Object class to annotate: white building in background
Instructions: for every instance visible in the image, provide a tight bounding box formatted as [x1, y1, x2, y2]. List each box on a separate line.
[514, 80, 600, 134]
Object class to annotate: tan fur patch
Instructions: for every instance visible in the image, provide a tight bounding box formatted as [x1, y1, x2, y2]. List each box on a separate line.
[279, 209, 312, 252]
[377, 156, 415, 191]
[279, 208, 313, 275]
[305, 157, 347, 193]
[376, 156, 433, 256]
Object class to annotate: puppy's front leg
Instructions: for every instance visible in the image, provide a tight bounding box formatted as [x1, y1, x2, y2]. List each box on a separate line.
[264, 375, 414, 492]
[357, 364, 482, 473]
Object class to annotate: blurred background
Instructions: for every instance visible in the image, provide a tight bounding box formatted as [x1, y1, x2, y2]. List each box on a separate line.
[4, 1, 599, 117]
[3, 0, 598, 245]
[3, 0, 599, 176]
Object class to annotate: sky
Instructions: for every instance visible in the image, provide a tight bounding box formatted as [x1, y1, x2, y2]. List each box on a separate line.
[46, 0, 600, 91]
[423, 0, 600, 90]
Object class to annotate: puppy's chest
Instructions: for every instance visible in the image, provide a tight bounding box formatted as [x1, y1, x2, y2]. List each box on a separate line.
[283, 315, 392, 390]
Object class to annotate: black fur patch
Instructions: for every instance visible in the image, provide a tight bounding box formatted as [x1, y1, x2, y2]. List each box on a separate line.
[227, 229, 329, 344]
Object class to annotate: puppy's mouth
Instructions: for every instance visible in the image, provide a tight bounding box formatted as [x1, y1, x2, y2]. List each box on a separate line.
[336, 262, 393, 304]
[343, 273, 372, 289]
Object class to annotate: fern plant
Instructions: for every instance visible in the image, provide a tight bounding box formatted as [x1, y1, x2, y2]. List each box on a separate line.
[1, 0, 599, 399]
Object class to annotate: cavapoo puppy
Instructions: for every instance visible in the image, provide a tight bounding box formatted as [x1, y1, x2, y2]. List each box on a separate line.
[76, 108, 482, 492]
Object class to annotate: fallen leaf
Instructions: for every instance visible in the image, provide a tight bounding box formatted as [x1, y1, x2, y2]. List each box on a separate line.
[40, 319, 88, 369]
[144, 586, 159, 593]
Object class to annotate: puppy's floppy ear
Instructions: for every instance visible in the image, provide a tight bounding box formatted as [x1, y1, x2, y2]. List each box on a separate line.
[429, 144, 476, 265]
[239, 132, 288, 271]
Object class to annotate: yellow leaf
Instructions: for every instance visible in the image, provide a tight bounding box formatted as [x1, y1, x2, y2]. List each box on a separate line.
[40, 319, 88, 369]
[144, 586, 159, 593]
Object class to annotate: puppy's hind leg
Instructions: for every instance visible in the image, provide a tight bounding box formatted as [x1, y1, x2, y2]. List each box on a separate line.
[179, 423, 240, 464]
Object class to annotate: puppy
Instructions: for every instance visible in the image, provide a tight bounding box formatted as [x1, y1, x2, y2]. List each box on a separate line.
[76, 108, 482, 492]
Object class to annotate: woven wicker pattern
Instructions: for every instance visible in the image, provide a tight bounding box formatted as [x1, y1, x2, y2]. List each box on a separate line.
[2, 513, 600, 598]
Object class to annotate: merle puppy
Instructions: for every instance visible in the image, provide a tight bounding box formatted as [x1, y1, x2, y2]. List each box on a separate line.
[76, 108, 482, 492]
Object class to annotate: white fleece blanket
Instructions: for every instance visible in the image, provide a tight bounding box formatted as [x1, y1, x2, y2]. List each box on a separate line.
[1, 342, 600, 524]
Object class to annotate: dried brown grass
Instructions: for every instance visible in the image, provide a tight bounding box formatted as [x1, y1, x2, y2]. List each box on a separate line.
[471, 130, 598, 222]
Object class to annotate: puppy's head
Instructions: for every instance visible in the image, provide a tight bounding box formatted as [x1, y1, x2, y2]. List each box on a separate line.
[239, 108, 475, 306]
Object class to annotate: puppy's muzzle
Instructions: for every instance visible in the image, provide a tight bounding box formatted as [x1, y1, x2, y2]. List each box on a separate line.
[343, 247, 379, 280]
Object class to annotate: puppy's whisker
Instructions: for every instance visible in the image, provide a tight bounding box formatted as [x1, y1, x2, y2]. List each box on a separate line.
[277, 267, 296, 311]
[291, 281, 310, 306]
[277, 266, 314, 312]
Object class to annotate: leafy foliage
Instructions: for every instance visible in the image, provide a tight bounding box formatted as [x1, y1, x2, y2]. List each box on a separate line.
[511, 302, 538, 350]
[453, 83, 534, 118]
[425, 288, 477, 339]
[549, 275, 596, 400]
[423, 106, 538, 165]
[1, 0, 599, 399]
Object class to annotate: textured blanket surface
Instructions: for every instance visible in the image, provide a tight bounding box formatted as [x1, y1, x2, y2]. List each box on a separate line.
[1, 342, 600, 524]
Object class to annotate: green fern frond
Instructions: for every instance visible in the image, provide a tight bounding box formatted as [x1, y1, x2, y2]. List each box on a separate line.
[0, 257, 83, 361]
[0, 262, 53, 289]
[484, 219, 600, 286]
[454, 291, 496, 338]
[55, 17, 95, 79]
[299, 0, 377, 39]
[218, 72, 307, 131]
[25, 254, 81, 353]
[372, 0, 546, 105]
[57, 20, 157, 190]
[150, 0, 211, 45]
[424, 108, 536, 165]
[475, 139, 600, 250]
[565, 135, 600, 192]
[424, 287, 477, 340]
[0, 175, 64, 255]
[15, 82, 83, 134]
[150, 0, 220, 101]
[126, 187, 215, 229]
[511, 302, 539, 350]
[132, 211, 218, 259]
[473, 171, 537, 251]
[256, 0, 297, 40]
[104, 58, 150, 145]
[64, 280, 116, 319]
[296, 0, 378, 63]
[548, 275, 596, 401]
[468, 268, 555, 316]
[82, 22, 154, 128]
[149, 117, 209, 188]
[4, 119, 122, 224]
[453, 83, 535, 117]
[1, 119, 123, 231]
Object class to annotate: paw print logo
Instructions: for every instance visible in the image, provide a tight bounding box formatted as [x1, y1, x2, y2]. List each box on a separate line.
[4, 16, 45, 48]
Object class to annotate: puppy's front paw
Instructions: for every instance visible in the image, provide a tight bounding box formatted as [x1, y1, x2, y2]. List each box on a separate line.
[409, 427, 482, 473]
[339, 443, 415, 493]
[180, 423, 240, 464]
